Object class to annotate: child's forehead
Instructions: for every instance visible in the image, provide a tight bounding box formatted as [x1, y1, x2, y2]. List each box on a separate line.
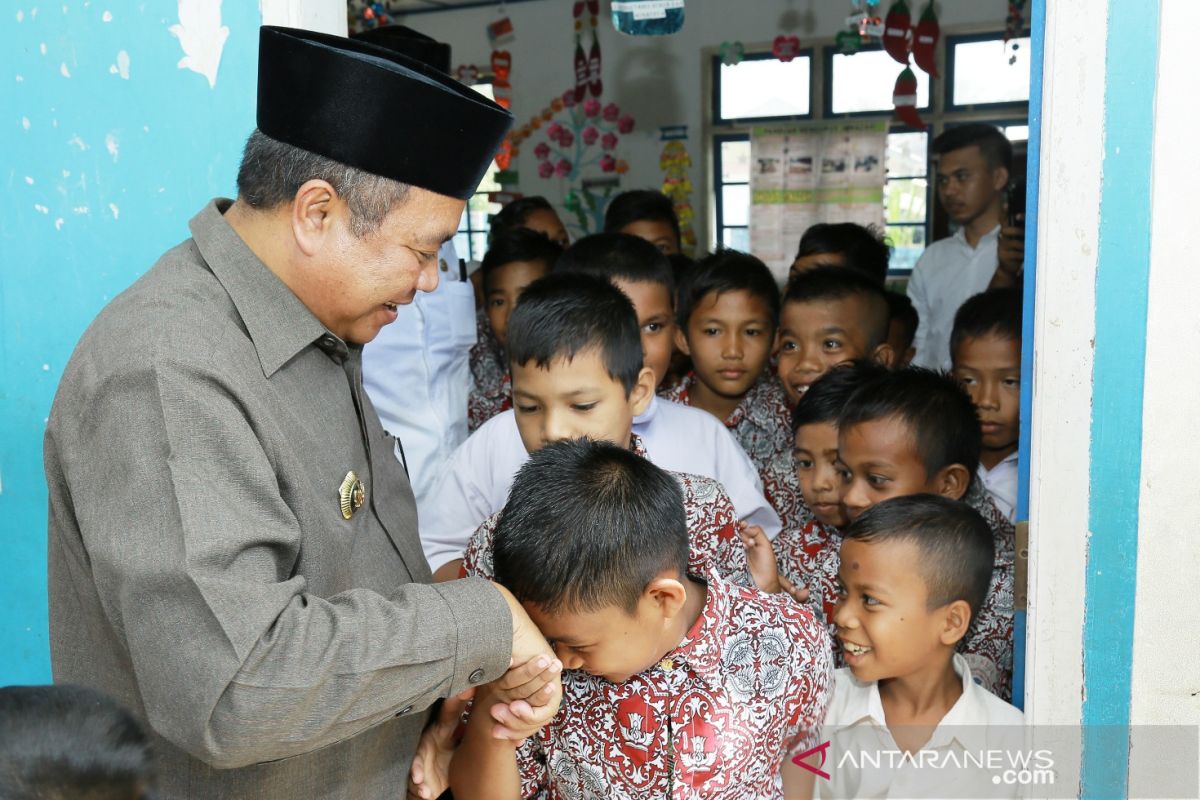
[795, 420, 839, 445]
[513, 349, 620, 385]
[612, 277, 673, 308]
[693, 287, 773, 318]
[954, 332, 1022, 360]
[841, 414, 921, 455]
[783, 293, 868, 323]
[838, 538, 930, 593]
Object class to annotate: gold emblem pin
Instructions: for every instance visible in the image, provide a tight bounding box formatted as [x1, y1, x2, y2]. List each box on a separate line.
[339, 470, 366, 520]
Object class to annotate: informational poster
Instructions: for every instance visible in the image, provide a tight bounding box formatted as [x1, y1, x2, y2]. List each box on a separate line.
[749, 121, 887, 282]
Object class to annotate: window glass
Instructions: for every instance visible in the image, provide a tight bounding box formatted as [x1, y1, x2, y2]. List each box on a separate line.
[952, 37, 1032, 106]
[719, 57, 812, 120]
[831, 49, 930, 114]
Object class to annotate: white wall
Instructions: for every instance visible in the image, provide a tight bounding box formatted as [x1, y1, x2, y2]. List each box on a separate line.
[400, 0, 1009, 245]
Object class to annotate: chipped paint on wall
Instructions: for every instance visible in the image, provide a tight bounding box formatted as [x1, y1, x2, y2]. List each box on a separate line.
[169, 0, 229, 89]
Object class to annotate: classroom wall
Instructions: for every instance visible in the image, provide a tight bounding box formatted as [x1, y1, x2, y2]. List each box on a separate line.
[0, 0, 344, 684]
[398, 0, 1008, 246]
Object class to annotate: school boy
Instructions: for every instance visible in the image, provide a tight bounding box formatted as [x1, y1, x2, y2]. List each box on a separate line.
[811, 495, 1024, 799]
[836, 368, 1016, 699]
[885, 290, 919, 368]
[662, 250, 792, 488]
[603, 189, 682, 255]
[790, 222, 890, 285]
[451, 438, 833, 800]
[421, 273, 779, 580]
[467, 228, 562, 431]
[951, 288, 1023, 522]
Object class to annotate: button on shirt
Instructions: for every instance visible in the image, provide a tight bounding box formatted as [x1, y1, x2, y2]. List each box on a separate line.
[516, 572, 833, 800]
[907, 225, 1001, 370]
[418, 395, 781, 572]
[977, 452, 1019, 523]
[817, 655, 1025, 800]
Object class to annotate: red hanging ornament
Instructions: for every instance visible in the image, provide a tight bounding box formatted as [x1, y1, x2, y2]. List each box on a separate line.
[882, 0, 912, 65]
[911, 2, 940, 78]
[892, 66, 925, 128]
[588, 31, 603, 97]
[573, 38, 589, 101]
[772, 35, 801, 62]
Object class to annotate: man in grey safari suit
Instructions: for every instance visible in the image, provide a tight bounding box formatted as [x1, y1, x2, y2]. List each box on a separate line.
[44, 26, 559, 799]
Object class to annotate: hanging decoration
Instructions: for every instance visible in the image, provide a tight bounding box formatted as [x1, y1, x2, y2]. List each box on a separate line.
[839, 0, 884, 53]
[572, 0, 603, 101]
[1004, 0, 1029, 64]
[491, 49, 513, 109]
[719, 41, 746, 66]
[351, 1, 390, 31]
[772, 35, 802, 63]
[659, 126, 696, 254]
[892, 66, 925, 129]
[611, 0, 685, 36]
[881, 0, 912, 65]
[911, 2, 940, 77]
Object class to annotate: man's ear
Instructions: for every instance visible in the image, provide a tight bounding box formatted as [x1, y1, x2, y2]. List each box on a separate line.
[628, 366, 657, 416]
[673, 325, 691, 357]
[932, 463, 971, 501]
[645, 574, 688, 620]
[290, 179, 339, 257]
[991, 165, 1011, 194]
[939, 599, 973, 646]
[870, 342, 896, 369]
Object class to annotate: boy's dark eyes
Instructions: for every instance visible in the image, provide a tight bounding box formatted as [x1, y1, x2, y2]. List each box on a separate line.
[862, 594, 880, 607]
[823, 339, 842, 350]
[571, 402, 598, 412]
[867, 473, 891, 486]
[1003, 377, 1020, 387]
[780, 340, 797, 351]
[515, 404, 539, 414]
[702, 327, 721, 336]
[795, 458, 815, 469]
[643, 322, 664, 333]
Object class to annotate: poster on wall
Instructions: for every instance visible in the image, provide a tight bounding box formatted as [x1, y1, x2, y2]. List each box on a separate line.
[750, 121, 887, 282]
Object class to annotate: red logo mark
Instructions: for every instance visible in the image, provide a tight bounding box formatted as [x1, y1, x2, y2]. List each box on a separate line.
[791, 740, 832, 780]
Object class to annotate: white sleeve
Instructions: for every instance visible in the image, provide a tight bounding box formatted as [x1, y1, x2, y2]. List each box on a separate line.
[710, 421, 783, 540]
[906, 255, 936, 370]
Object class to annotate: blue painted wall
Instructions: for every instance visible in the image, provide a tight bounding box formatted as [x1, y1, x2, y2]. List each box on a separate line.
[1, 3, 262, 683]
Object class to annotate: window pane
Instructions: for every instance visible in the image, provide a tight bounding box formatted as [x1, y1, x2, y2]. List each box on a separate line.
[1004, 124, 1029, 142]
[952, 37, 1031, 106]
[885, 224, 926, 272]
[721, 139, 751, 183]
[470, 233, 489, 263]
[831, 49, 929, 114]
[722, 227, 750, 251]
[885, 178, 928, 224]
[719, 57, 811, 119]
[452, 231, 472, 262]
[886, 131, 928, 178]
[722, 184, 751, 226]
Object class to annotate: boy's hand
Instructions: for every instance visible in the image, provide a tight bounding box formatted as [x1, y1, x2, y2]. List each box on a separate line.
[407, 692, 470, 800]
[489, 689, 562, 743]
[777, 573, 811, 605]
[739, 521, 783, 594]
[494, 654, 563, 708]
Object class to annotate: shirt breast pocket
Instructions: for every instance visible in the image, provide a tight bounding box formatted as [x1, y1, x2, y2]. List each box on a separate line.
[444, 281, 477, 350]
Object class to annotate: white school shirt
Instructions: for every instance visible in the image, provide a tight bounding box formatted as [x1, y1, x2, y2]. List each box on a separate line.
[418, 394, 782, 572]
[978, 452, 1019, 523]
[908, 225, 1001, 371]
[363, 240, 476, 513]
[817, 654, 1025, 800]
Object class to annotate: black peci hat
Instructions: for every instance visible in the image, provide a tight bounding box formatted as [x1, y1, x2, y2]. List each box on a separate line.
[256, 26, 511, 201]
[351, 25, 452, 75]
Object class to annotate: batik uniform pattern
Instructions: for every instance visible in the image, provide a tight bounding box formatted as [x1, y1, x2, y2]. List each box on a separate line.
[959, 481, 1017, 702]
[468, 310, 511, 432]
[659, 373, 794, 520]
[757, 455, 811, 536]
[516, 572, 834, 800]
[461, 436, 754, 590]
[772, 516, 842, 635]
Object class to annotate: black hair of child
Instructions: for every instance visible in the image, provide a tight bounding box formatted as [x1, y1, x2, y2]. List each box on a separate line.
[481, 227, 564, 291]
[843, 494, 995, 620]
[603, 189, 682, 244]
[0, 684, 155, 800]
[488, 195, 557, 243]
[675, 249, 781, 331]
[506, 272, 645, 395]
[791, 359, 890, 433]
[886, 291, 919, 346]
[667, 252, 696, 285]
[839, 367, 982, 480]
[555, 232, 675, 298]
[932, 123, 1013, 174]
[950, 287, 1023, 357]
[494, 438, 689, 615]
[783, 265, 890, 348]
[795, 223, 891, 285]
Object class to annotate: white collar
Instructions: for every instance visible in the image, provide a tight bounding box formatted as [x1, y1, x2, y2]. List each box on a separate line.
[952, 223, 1002, 249]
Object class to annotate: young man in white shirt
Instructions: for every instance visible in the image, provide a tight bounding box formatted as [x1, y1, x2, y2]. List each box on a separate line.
[908, 124, 1025, 370]
[790, 495, 1024, 799]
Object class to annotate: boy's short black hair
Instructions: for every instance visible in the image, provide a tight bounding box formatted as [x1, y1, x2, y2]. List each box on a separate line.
[950, 288, 1023, 357]
[481, 227, 563, 291]
[887, 291, 919, 347]
[0, 684, 154, 800]
[676, 249, 781, 330]
[603, 189, 682, 244]
[839, 367, 982, 478]
[782, 265, 889, 348]
[506, 272, 644, 394]
[792, 360, 890, 432]
[555, 232, 675, 298]
[795, 223, 891, 285]
[493, 438, 688, 615]
[933, 123, 1013, 173]
[843, 494, 994, 621]
[489, 195, 556, 243]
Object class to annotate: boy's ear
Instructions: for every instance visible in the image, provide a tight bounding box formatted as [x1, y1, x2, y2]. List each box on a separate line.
[870, 342, 896, 369]
[939, 599, 973, 646]
[673, 325, 691, 357]
[628, 366, 657, 417]
[932, 463, 971, 501]
[645, 574, 688, 620]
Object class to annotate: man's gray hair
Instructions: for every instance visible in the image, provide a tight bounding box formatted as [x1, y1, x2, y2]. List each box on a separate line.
[235, 129, 411, 237]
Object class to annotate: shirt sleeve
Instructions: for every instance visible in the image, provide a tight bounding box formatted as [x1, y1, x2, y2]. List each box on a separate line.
[516, 730, 551, 799]
[419, 424, 504, 571]
[49, 352, 513, 769]
[709, 422, 783, 539]
[906, 255, 936, 370]
[783, 605, 835, 757]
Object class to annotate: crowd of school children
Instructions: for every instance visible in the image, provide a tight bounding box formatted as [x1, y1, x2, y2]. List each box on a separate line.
[2, 122, 1025, 799]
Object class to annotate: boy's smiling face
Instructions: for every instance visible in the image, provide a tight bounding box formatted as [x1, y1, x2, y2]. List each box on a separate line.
[511, 349, 655, 454]
[677, 289, 775, 403]
[794, 421, 849, 528]
[775, 297, 885, 405]
[612, 277, 676, 389]
[952, 334, 1021, 465]
[486, 259, 550, 348]
[836, 416, 968, 522]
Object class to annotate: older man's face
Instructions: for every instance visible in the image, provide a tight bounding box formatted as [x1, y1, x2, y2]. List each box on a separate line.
[313, 186, 464, 344]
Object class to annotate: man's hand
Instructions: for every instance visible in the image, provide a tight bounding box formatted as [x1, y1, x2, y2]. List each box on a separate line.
[992, 223, 1025, 289]
[493, 582, 555, 669]
[407, 693, 470, 800]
